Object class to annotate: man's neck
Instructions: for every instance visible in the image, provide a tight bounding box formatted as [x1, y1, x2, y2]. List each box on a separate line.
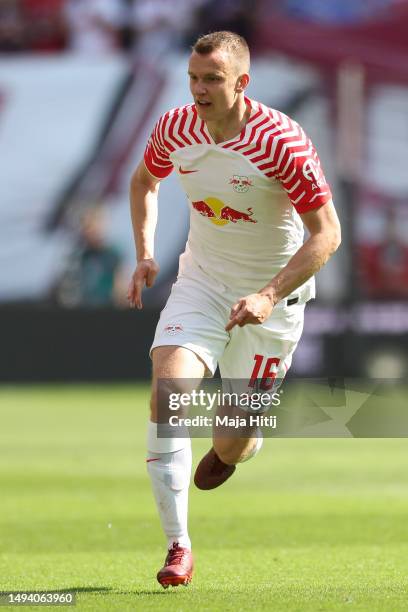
[206, 96, 250, 144]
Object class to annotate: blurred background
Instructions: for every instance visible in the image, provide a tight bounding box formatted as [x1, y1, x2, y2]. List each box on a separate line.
[1, 0, 408, 382]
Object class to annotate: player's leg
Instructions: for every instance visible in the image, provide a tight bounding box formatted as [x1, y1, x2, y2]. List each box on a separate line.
[148, 345, 206, 587]
[146, 261, 229, 585]
[212, 403, 262, 464]
[194, 401, 262, 490]
[215, 305, 305, 464]
[195, 304, 305, 489]
[146, 265, 228, 586]
[193, 391, 263, 488]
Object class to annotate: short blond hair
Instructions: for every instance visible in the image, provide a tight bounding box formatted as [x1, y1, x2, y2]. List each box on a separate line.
[192, 31, 250, 72]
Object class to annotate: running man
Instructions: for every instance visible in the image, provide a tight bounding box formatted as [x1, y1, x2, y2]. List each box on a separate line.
[128, 31, 341, 588]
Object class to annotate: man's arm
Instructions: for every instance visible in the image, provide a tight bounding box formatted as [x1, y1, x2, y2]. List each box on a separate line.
[260, 199, 341, 304]
[225, 200, 341, 331]
[127, 160, 161, 309]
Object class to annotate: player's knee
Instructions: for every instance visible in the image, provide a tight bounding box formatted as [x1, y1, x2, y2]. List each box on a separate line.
[150, 347, 204, 423]
[151, 345, 205, 380]
[150, 392, 158, 422]
[150, 377, 191, 423]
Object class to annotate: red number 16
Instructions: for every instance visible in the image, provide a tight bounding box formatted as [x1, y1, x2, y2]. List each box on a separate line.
[249, 354, 281, 391]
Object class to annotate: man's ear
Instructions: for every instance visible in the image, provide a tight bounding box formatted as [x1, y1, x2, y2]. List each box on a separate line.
[235, 73, 250, 93]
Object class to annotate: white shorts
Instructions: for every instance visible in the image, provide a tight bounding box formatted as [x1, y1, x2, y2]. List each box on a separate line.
[150, 260, 305, 387]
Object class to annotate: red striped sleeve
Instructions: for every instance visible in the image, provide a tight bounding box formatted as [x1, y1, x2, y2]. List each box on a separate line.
[272, 117, 332, 213]
[144, 112, 174, 179]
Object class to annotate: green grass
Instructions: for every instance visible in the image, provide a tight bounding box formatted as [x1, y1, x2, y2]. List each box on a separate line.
[1, 385, 408, 610]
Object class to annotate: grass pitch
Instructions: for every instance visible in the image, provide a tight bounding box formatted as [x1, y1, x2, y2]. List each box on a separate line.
[1, 385, 408, 611]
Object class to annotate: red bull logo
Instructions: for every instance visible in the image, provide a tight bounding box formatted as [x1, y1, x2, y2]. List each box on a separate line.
[191, 197, 257, 226]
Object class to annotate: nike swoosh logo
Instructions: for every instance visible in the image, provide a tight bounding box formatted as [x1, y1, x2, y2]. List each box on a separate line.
[146, 458, 160, 463]
[179, 166, 198, 174]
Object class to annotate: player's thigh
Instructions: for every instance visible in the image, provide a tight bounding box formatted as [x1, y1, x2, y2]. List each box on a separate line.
[150, 272, 228, 377]
[212, 306, 304, 456]
[149, 272, 229, 421]
[150, 346, 207, 422]
[219, 305, 305, 385]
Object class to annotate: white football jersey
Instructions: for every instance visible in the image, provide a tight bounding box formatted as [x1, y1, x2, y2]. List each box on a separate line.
[144, 97, 332, 302]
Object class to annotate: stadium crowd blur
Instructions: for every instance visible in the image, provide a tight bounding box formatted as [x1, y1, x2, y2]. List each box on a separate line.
[0, 0, 252, 55]
[0, 0, 404, 55]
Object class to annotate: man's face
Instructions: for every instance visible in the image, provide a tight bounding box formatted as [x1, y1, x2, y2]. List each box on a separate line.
[188, 49, 246, 121]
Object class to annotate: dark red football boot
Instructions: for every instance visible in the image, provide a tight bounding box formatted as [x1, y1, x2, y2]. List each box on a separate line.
[157, 542, 194, 588]
[194, 447, 236, 490]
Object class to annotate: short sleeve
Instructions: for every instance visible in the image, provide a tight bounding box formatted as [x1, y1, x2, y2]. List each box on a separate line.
[144, 114, 174, 180]
[276, 121, 332, 214]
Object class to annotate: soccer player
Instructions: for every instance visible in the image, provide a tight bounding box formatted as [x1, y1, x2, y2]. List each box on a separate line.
[128, 31, 341, 588]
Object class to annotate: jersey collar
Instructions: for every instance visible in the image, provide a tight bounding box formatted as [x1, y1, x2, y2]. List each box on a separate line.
[201, 97, 256, 147]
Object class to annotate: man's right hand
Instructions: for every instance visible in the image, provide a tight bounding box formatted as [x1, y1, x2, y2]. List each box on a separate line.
[127, 259, 159, 309]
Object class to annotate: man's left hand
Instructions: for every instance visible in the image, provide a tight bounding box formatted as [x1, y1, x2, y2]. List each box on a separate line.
[225, 293, 275, 332]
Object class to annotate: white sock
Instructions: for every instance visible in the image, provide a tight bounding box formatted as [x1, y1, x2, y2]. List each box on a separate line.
[238, 427, 263, 463]
[147, 421, 192, 550]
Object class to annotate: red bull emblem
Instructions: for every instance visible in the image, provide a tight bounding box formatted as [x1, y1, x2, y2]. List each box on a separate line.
[190, 200, 215, 219]
[229, 175, 253, 193]
[191, 197, 257, 226]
